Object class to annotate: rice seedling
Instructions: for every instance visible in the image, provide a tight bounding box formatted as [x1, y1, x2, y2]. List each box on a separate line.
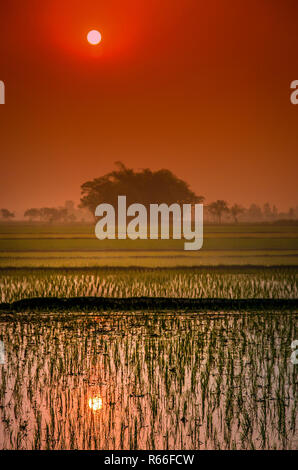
[0, 267, 297, 303]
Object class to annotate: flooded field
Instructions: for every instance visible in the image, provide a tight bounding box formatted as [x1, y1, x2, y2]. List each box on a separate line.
[0, 311, 297, 450]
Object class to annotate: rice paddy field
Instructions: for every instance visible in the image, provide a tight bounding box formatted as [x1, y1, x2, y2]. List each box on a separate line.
[0, 223, 297, 450]
[0, 312, 297, 450]
[0, 222, 297, 267]
[0, 267, 297, 304]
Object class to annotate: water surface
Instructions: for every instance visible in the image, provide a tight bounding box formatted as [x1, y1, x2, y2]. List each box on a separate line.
[0, 312, 297, 450]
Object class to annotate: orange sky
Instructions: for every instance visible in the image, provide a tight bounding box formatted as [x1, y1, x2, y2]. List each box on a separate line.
[0, 0, 297, 216]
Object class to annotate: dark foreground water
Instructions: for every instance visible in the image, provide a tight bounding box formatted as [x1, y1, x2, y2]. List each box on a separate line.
[0, 312, 297, 450]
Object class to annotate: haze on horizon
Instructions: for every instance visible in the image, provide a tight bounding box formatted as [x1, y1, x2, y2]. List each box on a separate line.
[0, 0, 297, 217]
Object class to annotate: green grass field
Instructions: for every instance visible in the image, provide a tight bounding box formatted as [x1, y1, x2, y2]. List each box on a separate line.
[0, 222, 297, 267]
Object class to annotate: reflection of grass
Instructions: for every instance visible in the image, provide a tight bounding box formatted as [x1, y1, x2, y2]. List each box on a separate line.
[0, 267, 297, 303]
[0, 312, 296, 450]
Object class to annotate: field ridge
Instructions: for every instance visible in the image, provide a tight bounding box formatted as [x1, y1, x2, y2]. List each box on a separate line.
[0, 296, 297, 312]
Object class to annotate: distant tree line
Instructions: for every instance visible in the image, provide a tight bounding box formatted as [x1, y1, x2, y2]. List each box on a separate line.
[1, 164, 297, 223]
[1, 201, 290, 224]
[0, 201, 90, 223]
[0, 208, 14, 220]
[24, 207, 76, 223]
[22, 201, 91, 223]
[206, 201, 298, 223]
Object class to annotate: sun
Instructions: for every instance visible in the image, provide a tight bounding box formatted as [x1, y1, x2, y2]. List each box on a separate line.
[87, 30, 102, 45]
[88, 396, 103, 411]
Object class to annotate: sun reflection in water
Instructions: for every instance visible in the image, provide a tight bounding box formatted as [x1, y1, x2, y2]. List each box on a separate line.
[88, 396, 103, 411]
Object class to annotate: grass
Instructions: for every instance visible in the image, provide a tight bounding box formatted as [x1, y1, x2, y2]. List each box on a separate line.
[0, 267, 297, 304]
[0, 236, 297, 251]
[1, 222, 298, 234]
[0, 222, 297, 267]
[0, 252, 297, 268]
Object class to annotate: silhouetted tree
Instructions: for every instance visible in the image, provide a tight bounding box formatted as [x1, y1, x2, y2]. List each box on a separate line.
[39, 207, 68, 223]
[230, 204, 245, 223]
[67, 213, 77, 222]
[63, 201, 77, 222]
[207, 200, 229, 223]
[80, 162, 204, 214]
[0, 208, 15, 220]
[24, 208, 41, 221]
[247, 203, 262, 221]
[24, 204, 79, 223]
[272, 205, 278, 219]
[57, 208, 68, 222]
[263, 203, 273, 220]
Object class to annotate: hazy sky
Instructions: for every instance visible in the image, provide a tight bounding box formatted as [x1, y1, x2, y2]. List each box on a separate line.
[0, 0, 297, 216]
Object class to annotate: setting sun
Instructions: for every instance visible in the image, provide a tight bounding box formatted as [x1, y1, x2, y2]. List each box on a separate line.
[87, 30, 102, 45]
[88, 396, 103, 411]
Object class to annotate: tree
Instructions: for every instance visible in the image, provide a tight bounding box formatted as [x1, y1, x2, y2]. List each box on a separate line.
[0, 208, 15, 220]
[56, 208, 68, 223]
[24, 208, 41, 221]
[230, 204, 245, 223]
[80, 162, 204, 214]
[67, 213, 77, 222]
[63, 201, 77, 222]
[247, 203, 262, 222]
[207, 200, 229, 223]
[24, 205, 77, 223]
[263, 203, 273, 220]
[39, 207, 68, 223]
[272, 205, 278, 220]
